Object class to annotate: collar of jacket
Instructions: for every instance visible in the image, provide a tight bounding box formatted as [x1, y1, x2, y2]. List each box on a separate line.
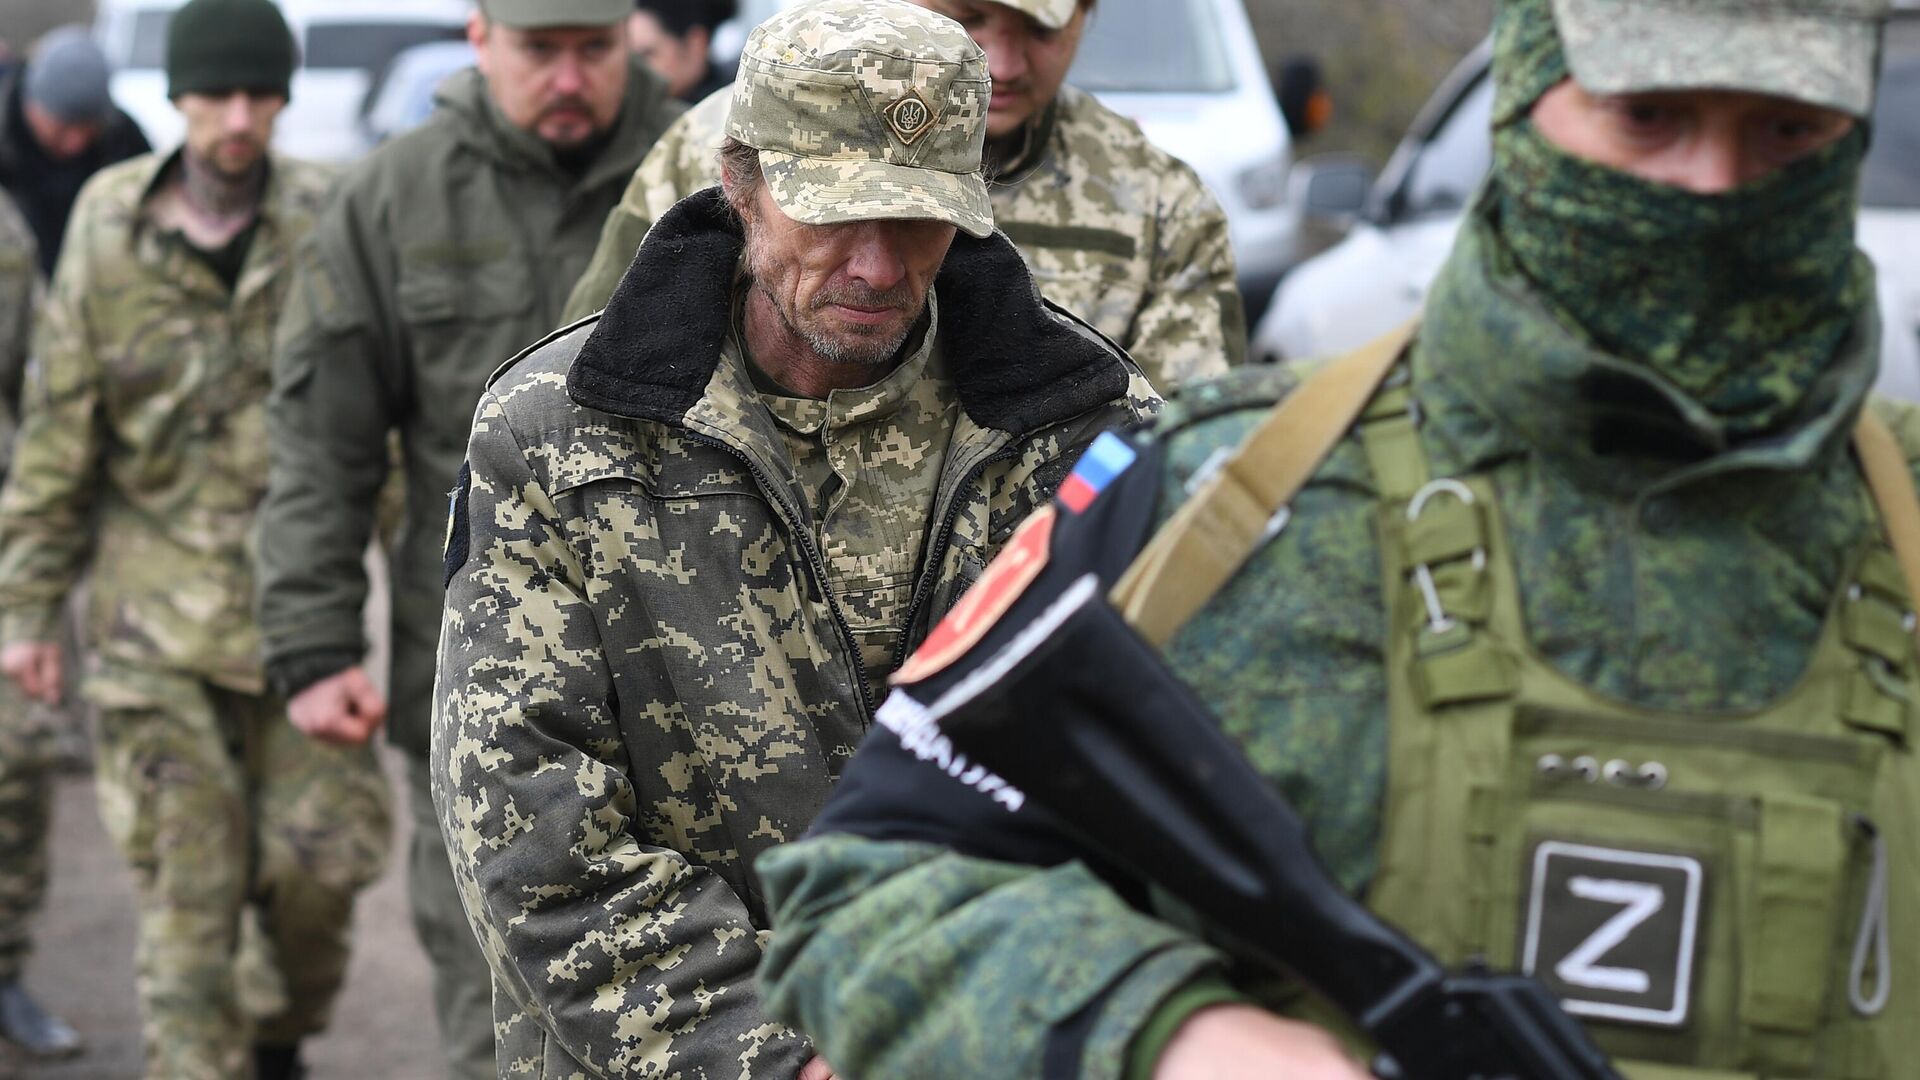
[986, 91, 1064, 188]
[1412, 199, 1881, 497]
[569, 185, 1133, 436]
[433, 58, 676, 191]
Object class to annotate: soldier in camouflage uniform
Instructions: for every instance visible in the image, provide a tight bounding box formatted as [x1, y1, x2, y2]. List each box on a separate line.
[562, 0, 1244, 393]
[758, 0, 1920, 1077]
[0, 3, 392, 1078]
[0, 186, 82, 1062]
[256, 2, 682, 1075]
[433, 2, 1156, 1075]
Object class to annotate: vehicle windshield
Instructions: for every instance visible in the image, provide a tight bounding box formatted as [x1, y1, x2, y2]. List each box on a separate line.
[1864, 20, 1920, 210]
[1396, 73, 1493, 222]
[125, 8, 173, 69]
[306, 23, 466, 72]
[1069, 0, 1235, 94]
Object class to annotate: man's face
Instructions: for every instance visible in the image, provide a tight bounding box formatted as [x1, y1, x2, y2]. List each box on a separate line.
[736, 177, 957, 368]
[628, 11, 709, 99]
[469, 16, 629, 150]
[175, 90, 283, 177]
[1531, 81, 1858, 194]
[21, 100, 101, 161]
[919, 0, 1086, 139]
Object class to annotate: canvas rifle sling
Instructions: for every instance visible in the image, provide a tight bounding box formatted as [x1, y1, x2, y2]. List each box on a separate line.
[1856, 410, 1920, 636]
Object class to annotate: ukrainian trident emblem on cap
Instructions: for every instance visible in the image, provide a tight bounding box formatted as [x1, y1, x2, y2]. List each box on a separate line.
[884, 89, 937, 146]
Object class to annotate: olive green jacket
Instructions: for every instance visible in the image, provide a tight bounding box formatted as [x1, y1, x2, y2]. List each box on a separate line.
[0, 152, 333, 695]
[433, 189, 1158, 1078]
[258, 62, 681, 752]
[562, 85, 1244, 391]
[0, 189, 36, 476]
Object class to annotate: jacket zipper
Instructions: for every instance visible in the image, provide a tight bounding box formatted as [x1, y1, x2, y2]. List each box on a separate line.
[688, 432, 880, 719]
[888, 446, 1019, 674]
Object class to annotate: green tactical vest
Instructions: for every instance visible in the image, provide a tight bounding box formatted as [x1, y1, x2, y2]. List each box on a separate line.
[1120, 336, 1916, 1078]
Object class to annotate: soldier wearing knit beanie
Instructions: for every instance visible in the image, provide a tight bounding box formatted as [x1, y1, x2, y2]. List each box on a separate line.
[166, 0, 297, 101]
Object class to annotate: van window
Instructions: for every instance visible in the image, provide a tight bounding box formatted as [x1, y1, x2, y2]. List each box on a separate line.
[1865, 22, 1920, 210]
[1397, 74, 1494, 222]
[126, 8, 174, 69]
[305, 23, 466, 72]
[1069, 0, 1234, 94]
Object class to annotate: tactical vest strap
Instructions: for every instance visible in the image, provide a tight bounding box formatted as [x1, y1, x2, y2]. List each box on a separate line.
[1854, 411, 1920, 640]
[1112, 323, 1416, 648]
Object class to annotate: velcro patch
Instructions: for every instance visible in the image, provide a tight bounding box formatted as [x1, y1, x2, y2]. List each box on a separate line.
[1521, 841, 1705, 1029]
[893, 506, 1056, 685]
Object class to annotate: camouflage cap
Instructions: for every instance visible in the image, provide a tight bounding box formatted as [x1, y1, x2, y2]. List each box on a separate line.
[1550, 0, 1891, 117]
[727, 0, 993, 238]
[989, 0, 1083, 31]
[479, 0, 630, 28]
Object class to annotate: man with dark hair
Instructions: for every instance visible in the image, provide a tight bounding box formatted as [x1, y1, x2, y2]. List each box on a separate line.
[0, 26, 150, 276]
[433, 1, 1154, 1074]
[565, 0, 1244, 395]
[630, 0, 737, 102]
[0, 3, 391, 1077]
[257, 1, 682, 1075]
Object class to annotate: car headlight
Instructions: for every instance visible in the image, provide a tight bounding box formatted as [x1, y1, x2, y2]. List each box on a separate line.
[1237, 157, 1289, 212]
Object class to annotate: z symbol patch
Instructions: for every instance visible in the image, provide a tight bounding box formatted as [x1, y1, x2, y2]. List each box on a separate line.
[1521, 841, 1704, 1028]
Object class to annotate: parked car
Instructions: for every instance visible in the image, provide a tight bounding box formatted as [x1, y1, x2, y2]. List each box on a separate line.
[718, 0, 1308, 325]
[95, 0, 470, 163]
[1255, 18, 1920, 401]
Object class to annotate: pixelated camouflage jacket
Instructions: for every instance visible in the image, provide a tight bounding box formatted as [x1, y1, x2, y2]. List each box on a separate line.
[561, 84, 1245, 390]
[753, 217, 1916, 1077]
[257, 61, 682, 752]
[0, 151, 333, 695]
[0, 189, 37, 477]
[433, 187, 1158, 1079]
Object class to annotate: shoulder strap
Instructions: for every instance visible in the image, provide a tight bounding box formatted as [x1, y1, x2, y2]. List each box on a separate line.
[1855, 410, 1920, 628]
[1112, 323, 1416, 648]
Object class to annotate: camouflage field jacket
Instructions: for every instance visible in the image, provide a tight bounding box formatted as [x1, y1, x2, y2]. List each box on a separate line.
[561, 85, 1244, 391]
[433, 188, 1157, 1079]
[0, 190, 36, 476]
[0, 152, 331, 695]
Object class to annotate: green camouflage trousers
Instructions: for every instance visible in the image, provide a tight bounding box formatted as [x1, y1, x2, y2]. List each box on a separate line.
[0, 671, 51, 984]
[89, 664, 392, 1080]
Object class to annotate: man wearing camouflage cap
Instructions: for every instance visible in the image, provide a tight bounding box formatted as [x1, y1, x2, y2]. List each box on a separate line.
[432, 0, 1154, 1074]
[255, 1, 682, 1076]
[756, 0, 1920, 1076]
[562, 0, 1244, 394]
[0, 2, 392, 1076]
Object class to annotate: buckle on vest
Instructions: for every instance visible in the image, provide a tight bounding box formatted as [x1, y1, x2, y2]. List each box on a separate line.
[1407, 479, 1485, 634]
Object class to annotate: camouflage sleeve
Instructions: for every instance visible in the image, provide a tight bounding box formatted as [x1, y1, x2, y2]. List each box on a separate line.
[257, 189, 402, 684]
[0, 213, 39, 474]
[434, 386, 813, 1079]
[1129, 161, 1246, 382]
[562, 91, 730, 323]
[0, 213, 104, 644]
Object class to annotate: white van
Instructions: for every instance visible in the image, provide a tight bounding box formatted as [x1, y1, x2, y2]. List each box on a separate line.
[718, 0, 1304, 322]
[94, 0, 472, 163]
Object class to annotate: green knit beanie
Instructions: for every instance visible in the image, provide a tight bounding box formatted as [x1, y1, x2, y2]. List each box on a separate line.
[166, 0, 297, 100]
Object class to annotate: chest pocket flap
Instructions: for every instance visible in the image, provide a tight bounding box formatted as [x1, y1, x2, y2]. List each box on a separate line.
[396, 241, 535, 325]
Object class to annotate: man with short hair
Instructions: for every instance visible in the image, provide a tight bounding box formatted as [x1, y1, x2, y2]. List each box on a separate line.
[757, 0, 1920, 1077]
[564, 0, 1244, 393]
[432, 1, 1155, 1074]
[0, 3, 392, 1077]
[0, 25, 150, 275]
[630, 0, 737, 102]
[257, 2, 681, 1075]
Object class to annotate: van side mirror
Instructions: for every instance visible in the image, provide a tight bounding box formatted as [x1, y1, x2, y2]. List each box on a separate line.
[1275, 55, 1332, 140]
[1290, 154, 1376, 226]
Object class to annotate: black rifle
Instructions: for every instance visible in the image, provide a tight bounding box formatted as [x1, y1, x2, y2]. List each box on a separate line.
[891, 566, 1621, 1080]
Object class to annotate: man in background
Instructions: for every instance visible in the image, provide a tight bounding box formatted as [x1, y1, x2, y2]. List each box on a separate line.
[257, 2, 681, 1075]
[630, 0, 737, 102]
[564, 0, 1245, 393]
[0, 26, 149, 275]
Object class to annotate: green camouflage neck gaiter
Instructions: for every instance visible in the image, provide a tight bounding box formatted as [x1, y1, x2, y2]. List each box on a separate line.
[1482, 0, 1874, 437]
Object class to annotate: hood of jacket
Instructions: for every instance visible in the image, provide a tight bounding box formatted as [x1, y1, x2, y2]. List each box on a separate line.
[570, 186, 1135, 437]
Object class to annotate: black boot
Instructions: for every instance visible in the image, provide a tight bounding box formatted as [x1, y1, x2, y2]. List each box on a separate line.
[252, 1042, 307, 1080]
[0, 980, 82, 1058]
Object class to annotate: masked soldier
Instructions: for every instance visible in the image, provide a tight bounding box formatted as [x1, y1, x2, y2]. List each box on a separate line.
[0, 3, 392, 1077]
[562, 0, 1244, 393]
[755, 0, 1920, 1077]
[0, 187, 79, 1063]
[433, 1, 1156, 1074]
[256, 3, 682, 1075]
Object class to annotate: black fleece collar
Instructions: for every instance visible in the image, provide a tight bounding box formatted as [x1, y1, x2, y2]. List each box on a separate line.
[568, 186, 1131, 436]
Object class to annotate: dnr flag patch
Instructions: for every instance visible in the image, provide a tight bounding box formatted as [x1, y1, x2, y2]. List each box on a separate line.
[1059, 432, 1137, 514]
